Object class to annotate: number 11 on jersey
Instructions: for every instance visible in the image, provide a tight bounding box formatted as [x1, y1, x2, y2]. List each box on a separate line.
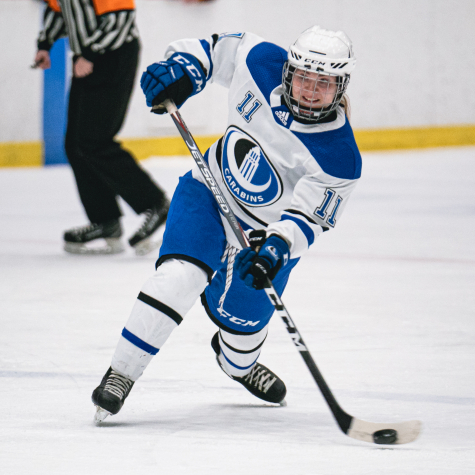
[236, 91, 262, 122]
[314, 189, 343, 227]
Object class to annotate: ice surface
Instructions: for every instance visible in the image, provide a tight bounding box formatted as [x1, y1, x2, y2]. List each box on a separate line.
[1, 148, 474, 474]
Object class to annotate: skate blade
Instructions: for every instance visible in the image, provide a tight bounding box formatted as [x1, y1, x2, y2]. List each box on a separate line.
[64, 238, 124, 255]
[93, 406, 112, 424]
[132, 225, 166, 256]
[133, 237, 163, 256]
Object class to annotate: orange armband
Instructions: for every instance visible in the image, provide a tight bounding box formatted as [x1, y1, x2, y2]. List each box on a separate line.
[45, 0, 61, 12]
[92, 0, 135, 15]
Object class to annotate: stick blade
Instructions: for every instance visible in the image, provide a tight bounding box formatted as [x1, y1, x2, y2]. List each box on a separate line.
[347, 418, 422, 445]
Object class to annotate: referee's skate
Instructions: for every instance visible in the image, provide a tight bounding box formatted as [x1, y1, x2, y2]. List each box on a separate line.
[63, 220, 124, 255]
[128, 199, 169, 256]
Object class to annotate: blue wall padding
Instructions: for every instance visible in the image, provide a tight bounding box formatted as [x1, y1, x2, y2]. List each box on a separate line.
[43, 38, 69, 165]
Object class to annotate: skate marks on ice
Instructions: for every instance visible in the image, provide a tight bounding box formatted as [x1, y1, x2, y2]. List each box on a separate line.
[3, 368, 474, 474]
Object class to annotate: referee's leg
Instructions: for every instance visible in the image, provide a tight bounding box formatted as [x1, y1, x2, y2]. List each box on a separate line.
[65, 39, 166, 225]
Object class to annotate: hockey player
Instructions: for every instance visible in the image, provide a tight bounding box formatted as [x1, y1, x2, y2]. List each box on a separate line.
[92, 26, 362, 421]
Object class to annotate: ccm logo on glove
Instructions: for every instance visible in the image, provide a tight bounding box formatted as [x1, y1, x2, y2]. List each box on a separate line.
[140, 52, 207, 112]
[172, 54, 205, 93]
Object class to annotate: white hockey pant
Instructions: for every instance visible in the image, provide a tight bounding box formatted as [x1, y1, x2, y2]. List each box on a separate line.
[217, 327, 268, 379]
[112, 259, 208, 381]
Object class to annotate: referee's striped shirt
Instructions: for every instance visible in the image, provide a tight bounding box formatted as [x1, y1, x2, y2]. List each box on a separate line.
[37, 0, 139, 61]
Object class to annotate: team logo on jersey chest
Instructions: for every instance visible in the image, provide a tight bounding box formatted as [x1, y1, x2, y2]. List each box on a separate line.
[221, 127, 282, 207]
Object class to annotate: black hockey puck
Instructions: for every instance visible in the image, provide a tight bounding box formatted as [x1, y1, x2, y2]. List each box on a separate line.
[373, 429, 398, 444]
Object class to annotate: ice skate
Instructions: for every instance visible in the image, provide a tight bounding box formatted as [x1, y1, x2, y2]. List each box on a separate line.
[64, 220, 124, 255]
[211, 332, 287, 405]
[91, 367, 135, 423]
[128, 199, 170, 256]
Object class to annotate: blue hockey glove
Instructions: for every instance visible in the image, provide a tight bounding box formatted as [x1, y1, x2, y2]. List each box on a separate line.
[235, 232, 290, 291]
[140, 52, 207, 113]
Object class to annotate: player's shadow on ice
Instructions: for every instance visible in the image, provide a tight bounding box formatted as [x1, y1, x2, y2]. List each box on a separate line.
[92, 403, 320, 437]
[93, 402, 287, 430]
[213, 403, 286, 409]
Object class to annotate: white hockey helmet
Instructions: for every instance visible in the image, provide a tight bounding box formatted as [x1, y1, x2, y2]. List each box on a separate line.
[282, 26, 356, 122]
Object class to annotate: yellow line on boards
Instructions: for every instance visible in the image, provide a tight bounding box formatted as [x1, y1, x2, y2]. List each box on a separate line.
[124, 125, 475, 160]
[354, 125, 475, 151]
[121, 135, 222, 160]
[0, 142, 42, 168]
[1, 125, 474, 167]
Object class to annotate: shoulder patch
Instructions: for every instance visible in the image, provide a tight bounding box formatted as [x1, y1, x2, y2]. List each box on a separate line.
[246, 42, 287, 105]
[218, 32, 245, 42]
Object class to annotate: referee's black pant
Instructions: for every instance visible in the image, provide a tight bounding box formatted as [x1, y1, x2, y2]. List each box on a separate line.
[65, 38, 165, 225]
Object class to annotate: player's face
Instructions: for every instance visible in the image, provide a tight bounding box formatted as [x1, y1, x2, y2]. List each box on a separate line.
[291, 70, 338, 109]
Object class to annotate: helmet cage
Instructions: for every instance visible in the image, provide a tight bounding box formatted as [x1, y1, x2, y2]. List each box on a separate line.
[282, 62, 350, 123]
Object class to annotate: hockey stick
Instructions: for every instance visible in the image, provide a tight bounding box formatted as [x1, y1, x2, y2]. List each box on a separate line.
[154, 98, 422, 445]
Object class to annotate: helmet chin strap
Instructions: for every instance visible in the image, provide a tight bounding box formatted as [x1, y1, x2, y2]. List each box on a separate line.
[290, 98, 336, 122]
[293, 103, 329, 117]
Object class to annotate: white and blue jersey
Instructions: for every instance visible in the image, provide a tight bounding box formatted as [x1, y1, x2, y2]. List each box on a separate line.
[158, 32, 362, 335]
[165, 32, 362, 258]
